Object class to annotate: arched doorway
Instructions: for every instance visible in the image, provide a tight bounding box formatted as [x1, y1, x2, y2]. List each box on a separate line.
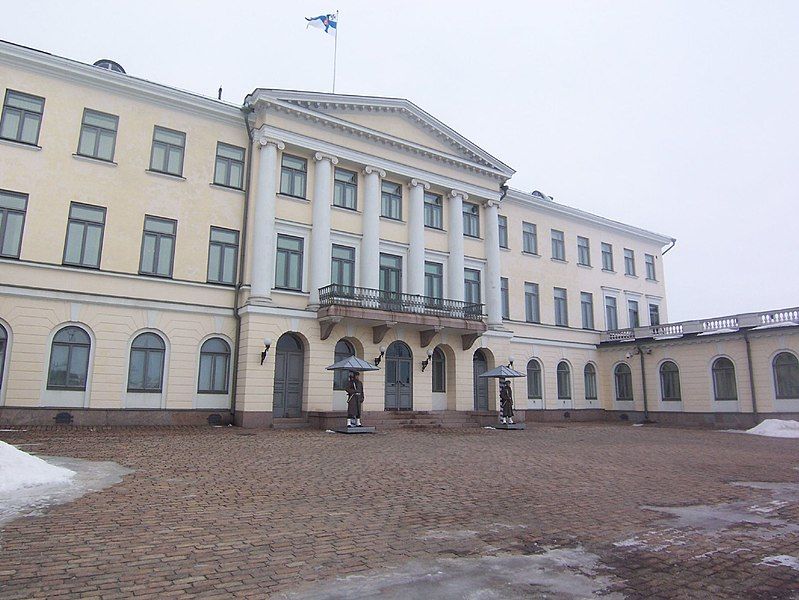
[273, 333, 304, 418]
[385, 341, 412, 410]
[473, 349, 489, 411]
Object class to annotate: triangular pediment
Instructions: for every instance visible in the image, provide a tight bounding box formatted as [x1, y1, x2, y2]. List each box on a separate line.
[247, 89, 514, 178]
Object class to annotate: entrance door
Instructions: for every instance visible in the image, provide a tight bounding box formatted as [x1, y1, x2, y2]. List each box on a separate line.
[385, 341, 413, 410]
[273, 333, 304, 418]
[473, 349, 489, 411]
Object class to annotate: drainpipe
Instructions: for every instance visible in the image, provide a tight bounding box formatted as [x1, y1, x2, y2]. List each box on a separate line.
[637, 345, 651, 423]
[662, 238, 677, 255]
[743, 331, 759, 421]
[229, 104, 256, 422]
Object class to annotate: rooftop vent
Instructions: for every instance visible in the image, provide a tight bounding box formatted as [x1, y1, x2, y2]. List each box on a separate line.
[93, 59, 126, 74]
[531, 190, 554, 201]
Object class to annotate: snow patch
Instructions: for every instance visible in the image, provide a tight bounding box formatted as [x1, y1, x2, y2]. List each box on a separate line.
[759, 555, 799, 570]
[0, 440, 75, 493]
[745, 419, 799, 439]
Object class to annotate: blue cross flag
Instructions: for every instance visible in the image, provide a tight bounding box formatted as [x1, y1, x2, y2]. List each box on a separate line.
[306, 13, 337, 37]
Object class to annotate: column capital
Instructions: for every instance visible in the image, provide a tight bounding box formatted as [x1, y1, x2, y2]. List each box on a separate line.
[485, 198, 500, 208]
[254, 133, 285, 150]
[313, 152, 339, 165]
[449, 189, 469, 200]
[410, 178, 431, 190]
[363, 165, 386, 178]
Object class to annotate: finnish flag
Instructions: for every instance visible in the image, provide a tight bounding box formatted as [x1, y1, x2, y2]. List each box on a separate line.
[306, 13, 337, 37]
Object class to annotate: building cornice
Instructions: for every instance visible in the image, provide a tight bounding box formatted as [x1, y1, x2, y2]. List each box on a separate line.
[0, 40, 244, 128]
[504, 188, 675, 247]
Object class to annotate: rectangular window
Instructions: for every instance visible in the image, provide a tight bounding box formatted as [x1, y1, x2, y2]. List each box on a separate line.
[463, 203, 480, 238]
[279, 154, 307, 198]
[381, 181, 402, 220]
[63, 203, 105, 268]
[379, 253, 402, 294]
[464, 268, 481, 304]
[628, 299, 640, 327]
[424, 261, 443, 301]
[424, 192, 443, 229]
[207, 227, 239, 285]
[645, 253, 656, 280]
[577, 236, 591, 266]
[213, 142, 245, 189]
[498, 215, 508, 248]
[649, 303, 660, 326]
[605, 296, 618, 330]
[581, 292, 594, 330]
[140, 216, 177, 277]
[554, 287, 568, 326]
[275, 234, 304, 290]
[500, 277, 509, 319]
[331, 244, 355, 289]
[0, 189, 27, 258]
[601, 242, 614, 271]
[333, 167, 357, 210]
[149, 126, 186, 176]
[524, 282, 540, 323]
[522, 222, 538, 254]
[624, 248, 636, 276]
[0, 90, 44, 145]
[77, 109, 118, 162]
[551, 229, 565, 261]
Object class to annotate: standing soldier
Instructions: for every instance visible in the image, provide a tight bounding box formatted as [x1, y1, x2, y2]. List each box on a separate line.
[345, 371, 364, 428]
[499, 378, 514, 424]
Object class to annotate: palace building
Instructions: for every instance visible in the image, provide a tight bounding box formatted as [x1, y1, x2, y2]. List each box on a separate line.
[0, 40, 797, 428]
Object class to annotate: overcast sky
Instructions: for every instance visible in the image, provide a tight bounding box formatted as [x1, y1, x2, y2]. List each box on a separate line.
[4, 1, 797, 321]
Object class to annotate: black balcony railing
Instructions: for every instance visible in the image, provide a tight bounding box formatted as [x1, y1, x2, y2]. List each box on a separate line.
[318, 284, 484, 322]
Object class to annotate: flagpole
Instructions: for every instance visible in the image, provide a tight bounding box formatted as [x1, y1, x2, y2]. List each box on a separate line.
[332, 10, 339, 93]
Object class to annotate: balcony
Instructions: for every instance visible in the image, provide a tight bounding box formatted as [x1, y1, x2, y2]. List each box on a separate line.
[317, 284, 487, 349]
[600, 307, 799, 344]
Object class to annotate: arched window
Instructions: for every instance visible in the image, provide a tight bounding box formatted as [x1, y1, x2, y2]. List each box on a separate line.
[198, 338, 230, 393]
[332, 339, 355, 390]
[614, 363, 633, 401]
[773, 352, 799, 399]
[557, 361, 571, 400]
[432, 347, 446, 393]
[47, 326, 91, 390]
[584, 363, 597, 400]
[128, 333, 166, 393]
[712, 357, 737, 401]
[660, 361, 681, 401]
[0, 325, 6, 389]
[527, 359, 542, 399]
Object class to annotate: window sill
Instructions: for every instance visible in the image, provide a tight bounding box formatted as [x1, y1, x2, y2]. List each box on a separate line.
[206, 280, 236, 287]
[425, 226, 447, 233]
[646, 277, 658, 282]
[602, 268, 616, 274]
[277, 193, 310, 204]
[197, 390, 231, 395]
[63, 261, 101, 270]
[210, 182, 245, 194]
[126, 390, 163, 394]
[146, 169, 186, 181]
[500, 246, 510, 252]
[0, 137, 41, 151]
[464, 235, 482, 241]
[273, 287, 309, 296]
[138, 271, 174, 279]
[332, 204, 360, 214]
[380, 216, 405, 224]
[73, 153, 117, 167]
[551, 257, 567, 264]
[46, 386, 87, 392]
[577, 263, 592, 269]
[522, 251, 540, 258]
[625, 273, 639, 279]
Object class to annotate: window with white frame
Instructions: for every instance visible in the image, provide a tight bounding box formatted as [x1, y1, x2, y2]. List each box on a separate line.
[333, 168, 357, 210]
[63, 203, 105, 269]
[645, 253, 656, 280]
[581, 292, 594, 330]
[279, 154, 307, 198]
[424, 192, 443, 229]
[624, 248, 636, 275]
[614, 363, 633, 401]
[605, 296, 618, 330]
[628, 299, 640, 328]
[557, 361, 571, 399]
[649, 303, 660, 326]
[660, 361, 681, 401]
[712, 357, 738, 401]
[140, 216, 177, 278]
[47, 326, 91, 391]
[577, 236, 591, 266]
[498, 215, 508, 248]
[524, 282, 540, 323]
[554, 287, 568, 326]
[425, 261, 443, 301]
[381, 181, 402, 220]
[127, 333, 165, 393]
[527, 359, 542, 399]
[584, 363, 597, 400]
[601, 242, 613, 271]
[432, 347, 446, 393]
[464, 268, 481, 304]
[551, 229, 565, 261]
[275, 234, 304, 291]
[463, 203, 480, 237]
[522, 222, 538, 254]
[331, 244, 355, 289]
[0, 189, 27, 258]
[198, 338, 231, 394]
[500, 277, 509, 319]
[207, 227, 239, 285]
[773, 352, 799, 399]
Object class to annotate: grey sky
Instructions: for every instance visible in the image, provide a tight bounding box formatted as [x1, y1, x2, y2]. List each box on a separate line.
[4, 0, 797, 321]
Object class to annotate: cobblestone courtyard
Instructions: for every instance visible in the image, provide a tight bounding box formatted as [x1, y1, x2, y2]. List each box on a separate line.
[1, 423, 798, 599]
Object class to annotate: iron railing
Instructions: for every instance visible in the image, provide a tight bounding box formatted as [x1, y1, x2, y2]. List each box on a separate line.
[318, 284, 484, 322]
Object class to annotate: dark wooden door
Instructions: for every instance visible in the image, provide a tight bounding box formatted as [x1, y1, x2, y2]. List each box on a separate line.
[385, 342, 413, 411]
[273, 334, 304, 418]
[473, 350, 489, 411]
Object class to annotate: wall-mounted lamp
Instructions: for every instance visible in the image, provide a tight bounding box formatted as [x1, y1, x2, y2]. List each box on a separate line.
[374, 345, 386, 366]
[508, 356, 515, 368]
[260, 337, 272, 365]
[421, 349, 434, 372]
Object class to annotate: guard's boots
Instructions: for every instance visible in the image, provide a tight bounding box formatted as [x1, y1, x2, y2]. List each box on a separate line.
[355, 419, 362, 427]
[500, 417, 507, 424]
[508, 417, 514, 424]
[347, 419, 353, 428]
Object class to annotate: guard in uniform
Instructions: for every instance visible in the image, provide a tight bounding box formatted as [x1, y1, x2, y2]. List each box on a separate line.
[499, 378, 514, 424]
[345, 371, 364, 428]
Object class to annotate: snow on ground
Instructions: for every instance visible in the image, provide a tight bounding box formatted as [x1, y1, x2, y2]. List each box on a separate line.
[0, 440, 75, 493]
[745, 419, 799, 439]
[759, 555, 799, 571]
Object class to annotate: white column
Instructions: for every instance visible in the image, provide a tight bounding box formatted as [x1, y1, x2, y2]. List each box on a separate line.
[408, 179, 429, 298]
[447, 190, 467, 302]
[308, 152, 338, 308]
[249, 135, 284, 304]
[361, 166, 385, 291]
[484, 199, 503, 328]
